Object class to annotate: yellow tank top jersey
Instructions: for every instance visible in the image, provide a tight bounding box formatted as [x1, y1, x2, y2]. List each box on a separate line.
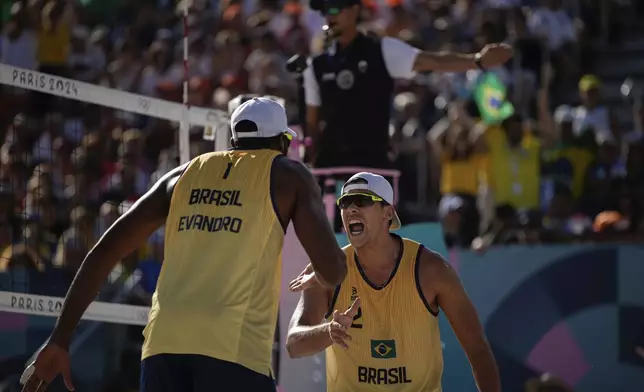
[325, 236, 443, 392]
[142, 149, 284, 377]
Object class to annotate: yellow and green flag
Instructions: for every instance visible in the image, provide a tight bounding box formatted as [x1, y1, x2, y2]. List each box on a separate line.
[473, 72, 514, 125]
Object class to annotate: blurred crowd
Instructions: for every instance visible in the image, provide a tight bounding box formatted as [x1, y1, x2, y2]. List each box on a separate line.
[0, 0, 642, 286]
[0, 0, 643, 390]
[0, 0, 641, 281]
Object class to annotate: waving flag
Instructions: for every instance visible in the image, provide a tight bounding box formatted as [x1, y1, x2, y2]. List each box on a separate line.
[473, 72, 514, 124]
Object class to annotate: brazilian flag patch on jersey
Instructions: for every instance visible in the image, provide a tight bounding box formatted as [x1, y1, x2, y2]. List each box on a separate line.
[370, 339, 396, 359]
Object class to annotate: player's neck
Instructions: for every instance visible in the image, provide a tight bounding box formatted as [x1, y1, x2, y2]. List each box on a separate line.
[355, 232, 399, 269]
[337, 28, 358, 48]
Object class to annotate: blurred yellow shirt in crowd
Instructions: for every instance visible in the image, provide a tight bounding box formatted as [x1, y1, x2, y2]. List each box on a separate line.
[37, 19, 70, 65]
[440, 152, 488, 196]
[485, 125, 540, 209]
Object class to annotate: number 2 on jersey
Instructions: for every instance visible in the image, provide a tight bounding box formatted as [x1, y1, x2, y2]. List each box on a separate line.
[223, 162, 233, 179]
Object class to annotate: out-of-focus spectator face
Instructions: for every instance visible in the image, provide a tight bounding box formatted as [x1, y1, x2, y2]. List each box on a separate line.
[579, 75, 602, 106]
[28, 164, 54, 200]
[150, 42, 174, 70]
[7, 2, 27, 33]
[325, 5, 360, 38]
[582, 86, 600, 107]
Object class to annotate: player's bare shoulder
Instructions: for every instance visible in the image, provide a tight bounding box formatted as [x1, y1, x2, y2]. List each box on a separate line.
[272, 156, 319, 191]
[417, 247, 454, 281]
[416, 247, 457, 314]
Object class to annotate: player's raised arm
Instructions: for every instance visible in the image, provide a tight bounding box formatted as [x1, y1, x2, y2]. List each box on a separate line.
[287, 160, 347, 287]
[286, 268, 359, 358]
[50, 162, 188, 347]
[419, 250, 500, 392]
[22, 162, 188, 392]
[286, 279, 334, 358]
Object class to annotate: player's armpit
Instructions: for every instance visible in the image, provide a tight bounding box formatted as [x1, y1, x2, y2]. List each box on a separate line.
[286, 284, 334, 358]
[421, 251, 500, 392]
[288, 160, 347, 287]
[50, 163, 189, 347]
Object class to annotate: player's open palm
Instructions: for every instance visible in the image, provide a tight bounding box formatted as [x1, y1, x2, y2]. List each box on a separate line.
[288, 263, 318, 292]
[328, 298, 360, 350]
[21, 343, 75, 392]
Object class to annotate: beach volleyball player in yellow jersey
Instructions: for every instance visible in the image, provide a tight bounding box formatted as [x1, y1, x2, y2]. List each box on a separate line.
[286, 172, 501, 392]
[21, 97, 347, 392]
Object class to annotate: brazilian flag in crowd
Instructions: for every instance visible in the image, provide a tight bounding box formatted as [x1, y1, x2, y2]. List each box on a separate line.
[473, 72, 514, 125]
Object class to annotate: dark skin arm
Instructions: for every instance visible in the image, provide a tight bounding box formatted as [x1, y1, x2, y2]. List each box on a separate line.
[272, 156, 347, 287]
[418, 249, 500, 392]
[50, 162, 188, 347]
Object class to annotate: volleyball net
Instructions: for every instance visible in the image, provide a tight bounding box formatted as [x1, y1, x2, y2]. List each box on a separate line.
[0, 64, 231, 390]
[0, 64, 400, 390]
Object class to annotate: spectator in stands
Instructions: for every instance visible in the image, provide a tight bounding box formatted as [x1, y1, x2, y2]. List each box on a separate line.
[580, 139, 626, 217]
[0, 2, 38, 125]
[37, 0, 75, 78]
[68, 26, 103, 83]
[0, 2, 38, 71]
[430, 103, 486, 246]
[53, 205, 97, 272]
[485, 114, 541, 211]
[139, 41, 182, 98]
[0, 243, 45, 273]
[528, 0, 579, 101]
[104, 41, 144, 92]
[572, 75, 617, 145]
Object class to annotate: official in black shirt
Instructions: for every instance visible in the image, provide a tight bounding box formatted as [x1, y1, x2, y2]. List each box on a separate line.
[303, 0, 513, 169]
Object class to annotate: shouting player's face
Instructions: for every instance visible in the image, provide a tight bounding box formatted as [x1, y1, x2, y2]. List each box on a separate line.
[339, 192, 394, 248]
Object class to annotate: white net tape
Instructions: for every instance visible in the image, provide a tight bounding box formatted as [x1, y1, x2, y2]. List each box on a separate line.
[0, 63, 229, 162]
[0, 291, 148, 325]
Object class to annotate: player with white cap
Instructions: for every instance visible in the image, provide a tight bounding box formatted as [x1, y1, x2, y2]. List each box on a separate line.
[21, 97, 346, 392]
[286, 172, 500, 392]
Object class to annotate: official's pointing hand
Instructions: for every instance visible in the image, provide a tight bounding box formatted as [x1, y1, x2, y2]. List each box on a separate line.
[478, 43, 514, 68]
[328, 298, 361, 350]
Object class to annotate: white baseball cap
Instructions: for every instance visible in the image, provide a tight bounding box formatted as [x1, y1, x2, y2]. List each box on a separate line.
[339, 172, 402, 230]
[230, 97, 297, 140]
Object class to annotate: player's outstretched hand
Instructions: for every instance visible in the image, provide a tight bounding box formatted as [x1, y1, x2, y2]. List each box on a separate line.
[21, 343, 75, 392]
[479, 43, 514, 68]
[328, 298, 360, 350]
[289, 263, 318, 292]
